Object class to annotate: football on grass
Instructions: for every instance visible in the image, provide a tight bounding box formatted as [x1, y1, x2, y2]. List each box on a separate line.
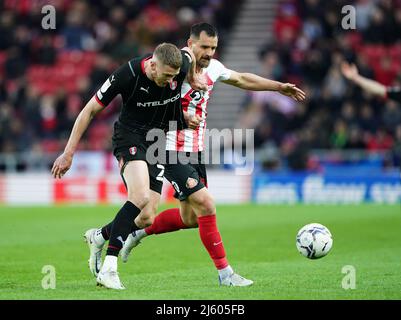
[296, 223, 333, 259]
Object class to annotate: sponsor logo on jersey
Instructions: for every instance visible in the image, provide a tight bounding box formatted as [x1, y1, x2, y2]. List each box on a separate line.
[186, 177, 198, 189]
[140, 86, 149, 94]
[129, 146, 137, 155]
[169, 80, 177, 90]
[137, 93, 180, 107]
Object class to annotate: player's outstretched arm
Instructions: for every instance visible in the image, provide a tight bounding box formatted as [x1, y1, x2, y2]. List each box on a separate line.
[341, 61, 386, 97]
[222, 70, 306, 101]
[51, 96, 104, 179]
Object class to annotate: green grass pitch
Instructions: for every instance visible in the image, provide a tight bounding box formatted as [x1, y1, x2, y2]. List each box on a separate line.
[0, 204, 400, 299]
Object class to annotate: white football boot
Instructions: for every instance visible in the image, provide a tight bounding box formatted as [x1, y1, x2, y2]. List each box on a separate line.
[120, 230, 142, 263]
[219, 273, 254, 287]
[83, 228, 104, 277]
[96, 270, 126, 290]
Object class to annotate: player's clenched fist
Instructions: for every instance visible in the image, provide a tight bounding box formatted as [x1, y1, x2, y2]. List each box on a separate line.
[184, 112, 202, 130]
[51, 152, 73, 179]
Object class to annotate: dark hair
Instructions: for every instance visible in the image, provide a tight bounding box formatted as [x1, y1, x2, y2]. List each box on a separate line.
[190, 22, 218, 38]
[154, 43, 182, 69]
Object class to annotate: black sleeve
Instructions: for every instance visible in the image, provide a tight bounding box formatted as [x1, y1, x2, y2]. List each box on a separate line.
[180, 49, 193, 75]
[94, 62, 134, 107]
[387, 87, 401, 103]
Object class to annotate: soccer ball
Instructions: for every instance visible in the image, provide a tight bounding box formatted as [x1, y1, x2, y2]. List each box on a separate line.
[296, 223, 333, 259]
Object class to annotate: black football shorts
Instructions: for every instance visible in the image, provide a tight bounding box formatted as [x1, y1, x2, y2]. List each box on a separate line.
[112, 122, 164, 194]
[164, 152, 207, 201]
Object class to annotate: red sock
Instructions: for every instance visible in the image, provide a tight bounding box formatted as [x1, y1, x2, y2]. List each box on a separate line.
[198, 214, 228, 270]
[145, 208, 188, 235]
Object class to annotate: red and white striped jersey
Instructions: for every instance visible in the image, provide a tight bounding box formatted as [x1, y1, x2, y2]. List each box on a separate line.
[166, 59, 232, 152]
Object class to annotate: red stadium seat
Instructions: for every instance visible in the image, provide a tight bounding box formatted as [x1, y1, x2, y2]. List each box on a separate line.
[88, 122, 110, 150]
[41, 139, 61, 153]
[0, 51, 7, 74]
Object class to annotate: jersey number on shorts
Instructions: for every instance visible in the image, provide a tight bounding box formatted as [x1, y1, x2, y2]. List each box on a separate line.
[156, 164, 165, 182]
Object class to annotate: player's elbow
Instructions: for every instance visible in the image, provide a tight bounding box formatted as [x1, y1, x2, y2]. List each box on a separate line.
[86, 96, 104, 118]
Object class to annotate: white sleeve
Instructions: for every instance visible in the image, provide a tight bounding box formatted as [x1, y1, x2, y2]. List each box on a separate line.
[214, 59, 232, 81]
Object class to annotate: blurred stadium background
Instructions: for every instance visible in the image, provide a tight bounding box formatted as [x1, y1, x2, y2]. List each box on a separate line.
[1, 0, 401, 301]
[0, 0, 400, 205]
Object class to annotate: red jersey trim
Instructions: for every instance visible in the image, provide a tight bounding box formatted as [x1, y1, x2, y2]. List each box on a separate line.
[141, 56, 151, 74]
[94, 94, 105, 107]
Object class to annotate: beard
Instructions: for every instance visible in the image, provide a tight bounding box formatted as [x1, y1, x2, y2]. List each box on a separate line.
[198, 57, 211, 68]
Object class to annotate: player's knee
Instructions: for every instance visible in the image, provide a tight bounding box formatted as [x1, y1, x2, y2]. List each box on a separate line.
[128, 192, 150, 209]
[190, 192, 216, 215]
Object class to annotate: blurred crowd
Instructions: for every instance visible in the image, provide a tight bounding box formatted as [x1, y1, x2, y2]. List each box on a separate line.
[0, 0, 241, 158]
[237, 0, 401, 171]
[1, 0, 401, 172]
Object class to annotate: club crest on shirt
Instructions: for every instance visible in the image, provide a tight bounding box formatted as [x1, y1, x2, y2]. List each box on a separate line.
[169, 80, 177, 90]
[186, 177, 198, 189]
[129, 146, 137, 155]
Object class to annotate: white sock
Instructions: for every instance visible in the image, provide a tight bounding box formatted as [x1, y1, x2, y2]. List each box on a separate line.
[218, 265, 234, 279]
[102, 255, 118, 272]
[134, 229, 148, 240]
[94, 228, 106, 247]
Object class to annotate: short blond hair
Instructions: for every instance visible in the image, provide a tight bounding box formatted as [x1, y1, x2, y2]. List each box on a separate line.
[153, 43, 182, 69]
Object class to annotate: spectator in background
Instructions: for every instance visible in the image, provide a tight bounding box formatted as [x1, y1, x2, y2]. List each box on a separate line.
[61, 3, 95, 50]
[89, 54, 114, 91]
[0, 0, 243, 157]
[0, 76, 7, 102]
[364, 8, 389, 44]
[5, 47, 27, 79]
[382, 100, 401, 133]
[236, 0, 401, 171]
[374, 56, 398, 86]
[34, 35, 57, 65]
[355, 0, 376, 31]
[365, 128, 394, 152]
[0, 11, 15, 50]
[359, 104, 378, 133]
[274, 3, 301, 45]
[322, 67, 347, 101]
[340, 101, 359, 129]
[345, 126, 366, 149]
[392, 124, 401, 166]
[1, 0, 401, 171]
[330, 119, 348, 149]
